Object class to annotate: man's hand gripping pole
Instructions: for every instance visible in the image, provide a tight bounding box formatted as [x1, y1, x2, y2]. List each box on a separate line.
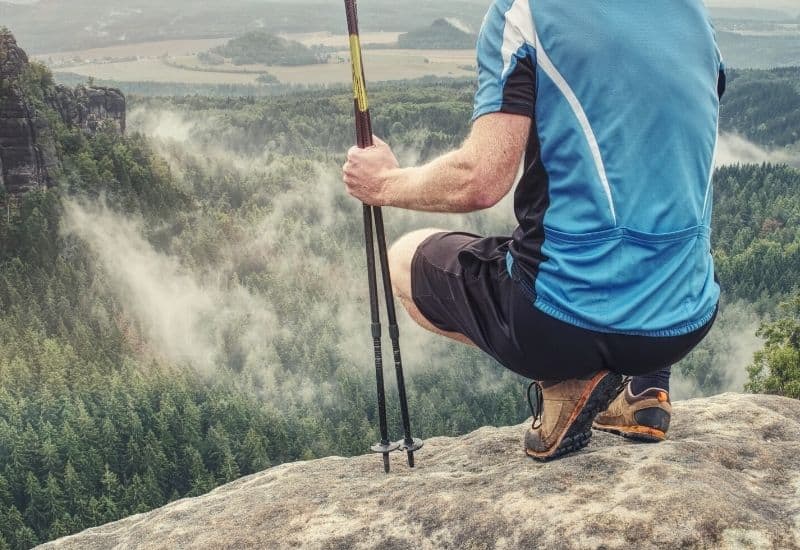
[344, 0, 423, 473]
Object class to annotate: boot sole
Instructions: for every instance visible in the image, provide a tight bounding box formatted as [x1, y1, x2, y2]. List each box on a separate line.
[526, 371, 623, 461]
[592, 423, 666, 443]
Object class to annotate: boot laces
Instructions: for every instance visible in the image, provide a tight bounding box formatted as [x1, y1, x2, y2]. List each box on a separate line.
[527, 381, 544, 429]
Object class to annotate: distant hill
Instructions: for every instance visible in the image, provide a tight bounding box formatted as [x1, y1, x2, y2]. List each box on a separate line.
[211, 32, 320, 66]
[398, 18, 476, 50]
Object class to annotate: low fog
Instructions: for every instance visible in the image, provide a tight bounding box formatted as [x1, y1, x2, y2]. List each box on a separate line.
[61, 199, 284, 378]
[716, 133, 798, 167]
[48, 106, 781, 399]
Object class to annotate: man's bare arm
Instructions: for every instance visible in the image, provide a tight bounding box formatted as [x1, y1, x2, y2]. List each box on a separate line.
[342, 113, 531, 213]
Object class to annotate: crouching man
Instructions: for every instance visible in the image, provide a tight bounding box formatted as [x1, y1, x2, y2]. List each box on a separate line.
[343, 0, 725, 459]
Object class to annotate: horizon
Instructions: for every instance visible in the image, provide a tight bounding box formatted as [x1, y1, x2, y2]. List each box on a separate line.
[0, 0, 798, 12]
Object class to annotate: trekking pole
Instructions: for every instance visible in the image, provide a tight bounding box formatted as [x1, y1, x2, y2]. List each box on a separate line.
[344, 0, 422, 471]
[364, 205, 397, 473]
[345, 0, 397, 473]
[374, 210, 423, 467]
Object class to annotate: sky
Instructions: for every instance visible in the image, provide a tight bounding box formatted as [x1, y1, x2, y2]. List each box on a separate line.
[1, 0, 797, 9]
[1, 0, 797, 17]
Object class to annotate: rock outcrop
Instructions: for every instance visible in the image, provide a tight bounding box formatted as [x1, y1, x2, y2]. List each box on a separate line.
[0, 28, 57, 194]
[41, 393, 800, 550]
[0, 28, 125, 196]
[49, 85, 126, 136]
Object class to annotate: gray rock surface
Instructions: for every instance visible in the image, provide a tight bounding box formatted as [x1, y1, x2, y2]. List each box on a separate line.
[0, 27, 54, 195]
[49, 84, 126, 135]
[0, 29, 125, 196]
[41, 393, 800, 549]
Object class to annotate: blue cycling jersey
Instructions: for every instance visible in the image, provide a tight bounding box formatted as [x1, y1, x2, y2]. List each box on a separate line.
[474, 0, 725, 337]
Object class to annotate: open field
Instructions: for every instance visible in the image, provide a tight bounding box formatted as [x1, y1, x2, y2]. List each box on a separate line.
[34, 38, 231, 66]
[57, 59, 263, 85]
[33, 32, 404, 65]
[38, 34, 477, 86]
[283, 31, 402, 48]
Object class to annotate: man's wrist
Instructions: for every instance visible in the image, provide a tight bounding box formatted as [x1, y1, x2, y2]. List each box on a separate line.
[378, 167, 411, 207]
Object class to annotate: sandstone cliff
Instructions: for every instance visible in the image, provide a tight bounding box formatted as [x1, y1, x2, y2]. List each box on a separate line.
[40, 393, 800, 549]
[0, 28, 125, 196]
[48, 84, 126, 136]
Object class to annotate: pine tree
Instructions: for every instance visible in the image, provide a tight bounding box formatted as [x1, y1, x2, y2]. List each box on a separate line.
[239, 427, 271, 473]
[183, 447, 215, 498]
[121, 474, 147, 516]
[83, 497, 102, 528]
[0, 476, 12, 507]
[41, 474, 64, 531]
[98, 465, 121, 524]
[12, 526, 38, 550]
[218, 449, 241, 484]
[61, 462, 82, 512]
[2, 506, 25, 545]
[23, 473, 47, 537]
[47, 516, 71, 542]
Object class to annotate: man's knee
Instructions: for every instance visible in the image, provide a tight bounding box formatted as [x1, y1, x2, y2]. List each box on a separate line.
[388, 228, 444, 297]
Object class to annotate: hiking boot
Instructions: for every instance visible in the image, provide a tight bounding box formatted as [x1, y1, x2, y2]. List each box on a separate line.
[524, 370, 623, 461]
[592, 380, 671, 442]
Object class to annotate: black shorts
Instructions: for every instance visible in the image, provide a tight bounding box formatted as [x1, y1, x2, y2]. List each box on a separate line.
[411, 232, 716, 381]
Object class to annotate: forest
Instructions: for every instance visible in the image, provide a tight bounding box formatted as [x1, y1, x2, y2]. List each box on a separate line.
[397, 19, 477, 50]
[210, 32, 325, 66]
[722, 67, 800, 147]
[1, 59, 799, 548]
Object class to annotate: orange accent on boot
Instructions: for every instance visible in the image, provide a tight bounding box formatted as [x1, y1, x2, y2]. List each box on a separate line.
[657, 392, 668, 403]
[594, 422, 666, 440]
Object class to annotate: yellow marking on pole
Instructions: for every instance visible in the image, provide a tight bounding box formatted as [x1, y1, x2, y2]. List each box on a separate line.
[349, 34, 369, 112]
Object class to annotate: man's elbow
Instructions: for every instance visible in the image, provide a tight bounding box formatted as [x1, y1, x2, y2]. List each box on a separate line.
[468, 189, 502, 211]
[464, 175, 509, 211]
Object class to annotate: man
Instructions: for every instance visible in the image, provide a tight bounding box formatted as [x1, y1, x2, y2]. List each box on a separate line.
[343, 0, 725, 460]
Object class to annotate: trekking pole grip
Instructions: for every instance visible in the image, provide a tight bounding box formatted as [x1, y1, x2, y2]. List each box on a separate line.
[345, 0, 373, 149]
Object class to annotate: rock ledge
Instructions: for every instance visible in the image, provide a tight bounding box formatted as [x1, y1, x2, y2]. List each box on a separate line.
[41, 394, 800, 549]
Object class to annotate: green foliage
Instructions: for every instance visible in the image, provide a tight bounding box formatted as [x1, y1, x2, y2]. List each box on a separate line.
[53, 72, 300, 98]
[397, 19, 477, 49]
[712, 163, 800, 307]
[721, 68, 800, 148]
[15, 61, 55, 108]
[51, 71, 477, 99]
[197, 52, 225, 66]
[212, 32, 321, 66]
[256, 73, 279, 85]
[746, 293, 800, 398]
[131, 81, 473, 163]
